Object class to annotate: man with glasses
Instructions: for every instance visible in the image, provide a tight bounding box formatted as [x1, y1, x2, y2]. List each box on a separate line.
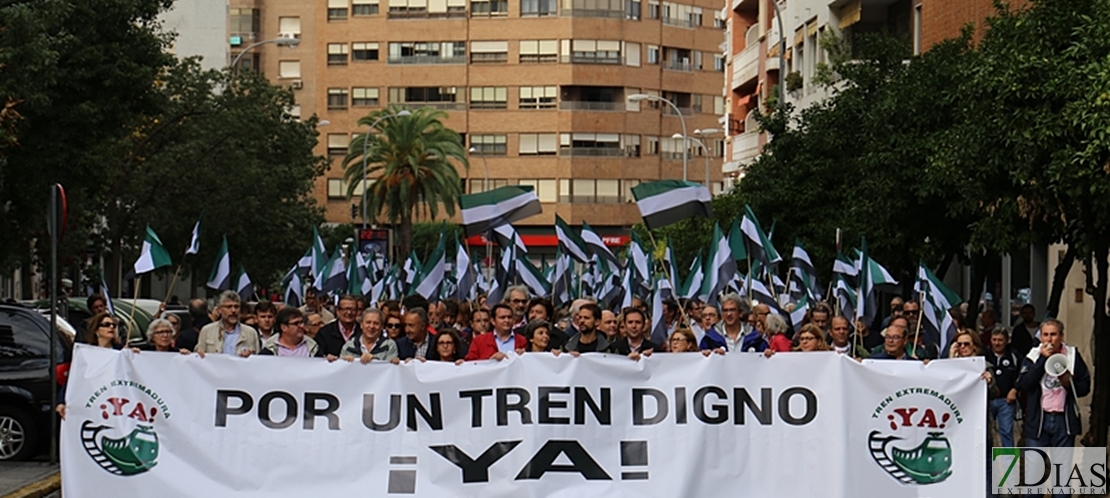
[194, 290, 260, 357]
[304, 312, 324, 339]
[300, 288, 335, 325]
[315, 295, 363, 360]
[704, 293, 749, 352]
[260, 308, 322, 357]
[869, 325, 915, 360]
[505, 286, 531, 331]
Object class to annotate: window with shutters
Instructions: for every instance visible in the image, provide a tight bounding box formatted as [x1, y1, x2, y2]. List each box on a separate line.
[388, 42, 466, 64]
[327, 43, 349, 65]
[389, 86, 463, 109]
[353, 42, 380, 61]
[560, 0, 622, 18]
[521, 0, 556, 16]
[519, 86, 556, 109]
[563, 39, 621, 64]
[471, 0, 508, 16]
[327, 134, 350, 155]
[519, 133, 558, 155]
[278, 60, 301, 78]
[353, 0, 380, 15]
[327, 88, 350, 110]
[470, 41, 508, 63]
[558, 133, 621, 157]
[470, 87, 508, 109]
[278, 17, 301, 37]
[519, 40, 558, 63]
[517, 179, 557, 202]
[626, 0, 640, 19]
[471, 135, 507, 155]
[646, 45, 659, 64]
[352, 88, 380, 107]
[230, 8, 260, 41]
[328, 0, 349, 20]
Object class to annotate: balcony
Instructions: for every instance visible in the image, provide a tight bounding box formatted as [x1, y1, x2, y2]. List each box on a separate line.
[662, 105, 697, 116]
[661, 17, 694, 28]
[558, 147, 624, 157]
[559, 101, 624, 111]
[729, 130, 760, 166]
[388, 55, 466, 64]
[561, 54, 622, 64]
[731, 43, 759, 90]
[561, 8, 623, 17]
[664, 59, 693, 72]
[398, 102, 467, 110]
[387, 10, 467, 18]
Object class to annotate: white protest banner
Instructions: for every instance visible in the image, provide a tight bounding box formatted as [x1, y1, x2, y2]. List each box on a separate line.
[61, 344, 986, 497]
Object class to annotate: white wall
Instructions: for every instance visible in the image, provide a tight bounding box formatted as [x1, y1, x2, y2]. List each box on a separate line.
[160, 0, 229, 71]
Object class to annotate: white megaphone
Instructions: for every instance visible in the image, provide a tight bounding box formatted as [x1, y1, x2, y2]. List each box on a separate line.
[1045, 353, 1070, 377]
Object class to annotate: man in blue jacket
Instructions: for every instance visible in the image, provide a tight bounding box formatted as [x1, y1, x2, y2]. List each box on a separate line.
[1015, 318, 1091, 450]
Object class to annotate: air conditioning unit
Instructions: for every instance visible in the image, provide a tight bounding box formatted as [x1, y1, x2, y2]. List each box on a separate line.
[291, 79, 303, 89]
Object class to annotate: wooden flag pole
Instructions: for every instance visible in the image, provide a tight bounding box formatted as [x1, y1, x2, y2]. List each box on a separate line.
[126, 278, 141, 343]
[644, 230, 691, 329]
[160, 265, 182, 310]
[911, 291, 925, 359]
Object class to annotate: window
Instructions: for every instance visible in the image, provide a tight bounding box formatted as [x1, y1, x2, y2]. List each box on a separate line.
[353, 87, 380, 106]
[624, 42, 640, 66]
[713, 10, 724, 28]
[353, 0, 380, 15]
[692, 50, 703, 70]
[622, 179, 641, 202]
[622, 134, 640, 156]
[388, 41, 466, 64]
[471, 0, 508, 16]
[278, 60, 301, 78]
[0, 312, 50, 363]
[647, 0, 658, 18]
[647, 45, 659, 64]
[519, 86, 557, 109]
[522, 0, 556, 16]
[327, 178, 346, 199]
[470, 41, 508, 63]
[328, 0, 349, 20]
[389, 87, 462, 108]
[559, 133, 621, 156]
[626, 0, 640, 19]
[561, 0, 622, 17]
[287, 105, 301, 120]
[714, 96, 724, 115]
[645, 135, 659, 155]
[517, 179, 557, 202]
[327, 43, 349, 65]
[470, 87, 508, 109]
[278, 17, 301, 37]
[327, 134, 350, 155]
[572, 179, 595, 203]
[230, 8, 260, 40]
[470, 179, 509, 193]
[389, 0, 466, 17]
[714, 54, 725, 71]
[353, 42, 380, 61]
[328, 88, 350, 109]
[519, 40, 558, 63]
[519, 133, 558, 155]
[471, 134, 507, 155]
[661, 136, 686, 160]
[562, 39, 621, 64]
[596, 179, 620, 203]
[389, 0, 426, 16]
[913, 5, 922, 55]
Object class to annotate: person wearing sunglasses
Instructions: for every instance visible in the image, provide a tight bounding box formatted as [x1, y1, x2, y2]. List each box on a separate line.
[58, 311, 123, 420]
[384, 314, 405, 341]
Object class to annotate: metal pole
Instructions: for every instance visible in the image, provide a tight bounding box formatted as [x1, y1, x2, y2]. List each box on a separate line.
[47, 185, 58, 464]
[231, 39, 277, 70]
[657, 97, 689, 181]
[770, 0, 786, 105]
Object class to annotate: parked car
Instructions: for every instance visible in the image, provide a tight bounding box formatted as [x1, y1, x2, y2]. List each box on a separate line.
[0, 303, 70, 461]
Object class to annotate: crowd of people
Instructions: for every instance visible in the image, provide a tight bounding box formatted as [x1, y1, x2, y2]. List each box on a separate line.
[63, 286, 1092, 492]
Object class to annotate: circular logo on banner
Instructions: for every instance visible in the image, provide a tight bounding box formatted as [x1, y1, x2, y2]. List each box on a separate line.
[868, 388, 963, 486]
[80, 380, 171, 476]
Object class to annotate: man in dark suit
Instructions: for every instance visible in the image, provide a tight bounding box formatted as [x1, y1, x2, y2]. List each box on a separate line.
[397, 307, 433, 360]
[314, 295, 362, 359]
[175, 298, 210, 353]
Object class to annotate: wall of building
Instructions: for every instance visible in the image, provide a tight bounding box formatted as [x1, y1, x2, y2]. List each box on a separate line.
[162, 0, 231, 70]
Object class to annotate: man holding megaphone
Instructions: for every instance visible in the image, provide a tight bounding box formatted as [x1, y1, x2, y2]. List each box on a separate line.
[1015, 319, 1091, 453]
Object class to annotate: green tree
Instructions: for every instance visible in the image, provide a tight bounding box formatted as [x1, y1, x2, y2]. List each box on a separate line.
[341, 105, 468, 258]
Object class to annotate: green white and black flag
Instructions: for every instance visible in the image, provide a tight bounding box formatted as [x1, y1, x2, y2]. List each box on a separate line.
[206, 236, 231, 291]
[185, 214, 203, 256]
[460, 186, 541, 236]
[631, 180, 712, 230]
[555, 214, 590, 263]
[700, 223, 737, 306]
[132, 225, 172, 275]
[740, 205, 781, 267]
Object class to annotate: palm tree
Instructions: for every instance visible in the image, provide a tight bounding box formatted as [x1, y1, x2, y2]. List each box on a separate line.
[342, 105, 468, 258]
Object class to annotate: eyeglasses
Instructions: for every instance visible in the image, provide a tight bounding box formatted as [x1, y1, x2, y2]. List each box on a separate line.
[799, 336, 817, 342]
[722, 308, 739, 313]
[287, 320, 305, 327]
[669, 337, 689, 343]
[221, 304, 240, 310]
[885, 336, 904, 341]
[956, 341, 973, 347]
[510, 299, 528, 304]
[153, 330, 173, 336]
[903, 309, 920, 315]
[338, 307, 357, 313]
[385, 323, 402, 329]
[99, 322, 117, 329]
[437, 341, 454, 347]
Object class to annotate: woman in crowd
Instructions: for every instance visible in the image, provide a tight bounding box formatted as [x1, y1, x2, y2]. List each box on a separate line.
[668, 327, 699, 352]
[384, 313, 405, 342]
[522, 320, 554, 353]
[794, 324, 830, 352]
[141, 318, 178, 352]
[427, 328, 465, 363]
[57, 312, 123, 419]
[764, 314, 793, 355]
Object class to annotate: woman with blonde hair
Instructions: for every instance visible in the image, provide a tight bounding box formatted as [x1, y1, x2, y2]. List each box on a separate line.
[794, 324, 830, 352]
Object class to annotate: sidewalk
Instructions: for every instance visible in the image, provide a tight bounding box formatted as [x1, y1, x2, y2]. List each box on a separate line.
[0, 462, 60, 498]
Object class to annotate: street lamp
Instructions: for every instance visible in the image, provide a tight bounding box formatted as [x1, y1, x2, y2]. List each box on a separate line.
[675, 133, 713, 191]
[628, 93, 688, 181]
[360, 110, 412, 228]
[694, 128, 720, 188]
[230, 36, 301, 70]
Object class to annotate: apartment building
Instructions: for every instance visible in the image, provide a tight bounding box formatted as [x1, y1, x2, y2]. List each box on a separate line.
[230, 0, 729, 251]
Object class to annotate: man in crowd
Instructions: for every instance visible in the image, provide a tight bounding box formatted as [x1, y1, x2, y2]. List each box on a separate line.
[195, 290, 260, 356]
[693, 304, 718, 344]
[301, 288, 335, 324]
[880, 296, 903, 329]
[985, 328, 1021, 448]
[466, 308, 491, 341]
[314, 295, 362, 359]
[304, 312, 324, 339]
[702, 293, 749, 351]
[397, 307, 434, 360]
[600, 310, 620, 343]
[978, 308, 1007, 347]
[829, 316, 869, 358]
[608, 309, 656, 356]
[340, 308, 398, 362]
[1011, 303, 1040, 356]
[1016, 319, 1090, 452]
[740, 303, 772, 352]
[175, 298, 209, 352]
[565, 303, 609, 354]
[255, 301, 278, 344]
[506, 286, 531, 330]
[466, 303, 525, 360]
[869, 325, 915, 360]
[809, 305, 831, 335]
[442, 299, 460, 329]
[427, 301, 445, 328]
[87, 294, 107, 316]
[260, 307, 322, 357]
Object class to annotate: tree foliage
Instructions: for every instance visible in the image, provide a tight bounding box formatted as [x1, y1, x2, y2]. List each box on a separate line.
[341, 105, 468, 259]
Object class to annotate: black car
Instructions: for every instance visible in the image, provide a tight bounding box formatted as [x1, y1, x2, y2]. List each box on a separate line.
[0, 304, 70, 460]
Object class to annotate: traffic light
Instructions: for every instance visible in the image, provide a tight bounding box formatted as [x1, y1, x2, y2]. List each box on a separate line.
[351, 202, 359, 220]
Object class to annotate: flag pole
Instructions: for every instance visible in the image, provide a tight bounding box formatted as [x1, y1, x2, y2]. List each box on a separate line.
[911, 291, 924, 359]
[161, 265, 181, 308]
[644, 230, 691, 328]
[127, 277, 141, 342]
